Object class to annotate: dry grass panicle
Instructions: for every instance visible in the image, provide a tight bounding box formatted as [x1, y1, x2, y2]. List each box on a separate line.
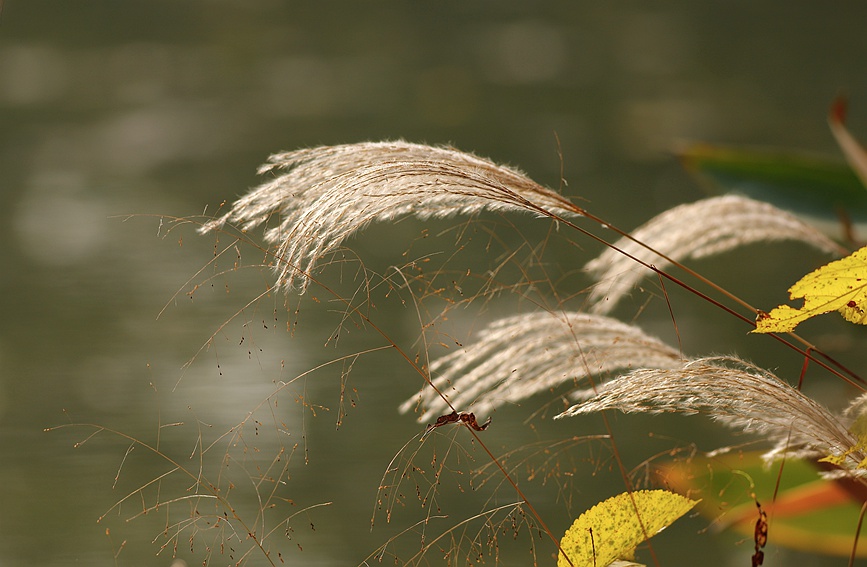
[559, 355, 865, 473]
[401, 311, 683, 421]
[200, 141, 582, 292]
[586, 195, 843, 314]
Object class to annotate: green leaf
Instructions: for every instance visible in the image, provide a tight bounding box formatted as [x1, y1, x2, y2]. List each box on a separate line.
[558, 490, 698, 567]
[659, 451, 867, 557]
[754, 245, 867, 333]
[680, 143, 867, 238]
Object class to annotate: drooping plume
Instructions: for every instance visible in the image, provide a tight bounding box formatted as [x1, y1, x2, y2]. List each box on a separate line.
[558, 356, 863, 473]
[200, 141, 581, 292]
[400, 311, 682, 422]
[585, 195, 842, 314]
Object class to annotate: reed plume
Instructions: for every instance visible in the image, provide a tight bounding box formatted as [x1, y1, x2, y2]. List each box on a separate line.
[400, 311, 682, 422]
[585, 195, 842, 314]
[558, 356, 864, 474]
[199, 141, 582, 291]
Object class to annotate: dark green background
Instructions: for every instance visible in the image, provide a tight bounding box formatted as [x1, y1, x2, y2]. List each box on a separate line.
[2, 2, 867, 565]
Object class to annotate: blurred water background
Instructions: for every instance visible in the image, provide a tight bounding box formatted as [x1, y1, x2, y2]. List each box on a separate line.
[3, 2, 867, 566]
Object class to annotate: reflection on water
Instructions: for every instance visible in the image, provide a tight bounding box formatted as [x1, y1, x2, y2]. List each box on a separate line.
[3, 1, 867, 565]
[14, 171, 110, 265]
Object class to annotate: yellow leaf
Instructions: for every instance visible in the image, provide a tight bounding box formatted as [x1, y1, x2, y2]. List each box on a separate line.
[821, 407, 867, 469]
[558, 490, 698, 567]
[753, 245, 867, 334]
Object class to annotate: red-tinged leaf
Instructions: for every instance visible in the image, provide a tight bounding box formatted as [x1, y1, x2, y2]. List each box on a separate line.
[658, 451, 867, 557]
[829, 96, 867, 192]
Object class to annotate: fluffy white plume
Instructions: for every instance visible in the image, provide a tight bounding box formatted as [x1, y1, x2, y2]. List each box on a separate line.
[200, 141, 581, 292]
[400, 311, 682, 422]
[559, 356, 863, 472]
[585, 195, 842, 314]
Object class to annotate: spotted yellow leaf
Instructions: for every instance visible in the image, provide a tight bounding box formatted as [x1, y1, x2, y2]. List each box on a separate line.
[754, 245, 867, 334]
[822, 404, 867, 469]
[558, 490, 698, 567]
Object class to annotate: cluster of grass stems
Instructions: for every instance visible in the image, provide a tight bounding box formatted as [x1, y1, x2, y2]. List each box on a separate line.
[50, 141, 867, 566]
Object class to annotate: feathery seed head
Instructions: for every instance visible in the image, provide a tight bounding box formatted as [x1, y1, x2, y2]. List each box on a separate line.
[586, 195, 842, 314]
[400, 311, 682, 422]
[200, 141, 582, 292]
[559, 356, 864, 473]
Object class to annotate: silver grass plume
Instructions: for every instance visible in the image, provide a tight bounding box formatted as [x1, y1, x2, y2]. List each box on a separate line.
[843, 391, 867, 422]
[585, 195, 842, 315]
[399, 311, 683, 422]
[558, 356, 864, 474]
[199, 141, 581, 292]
